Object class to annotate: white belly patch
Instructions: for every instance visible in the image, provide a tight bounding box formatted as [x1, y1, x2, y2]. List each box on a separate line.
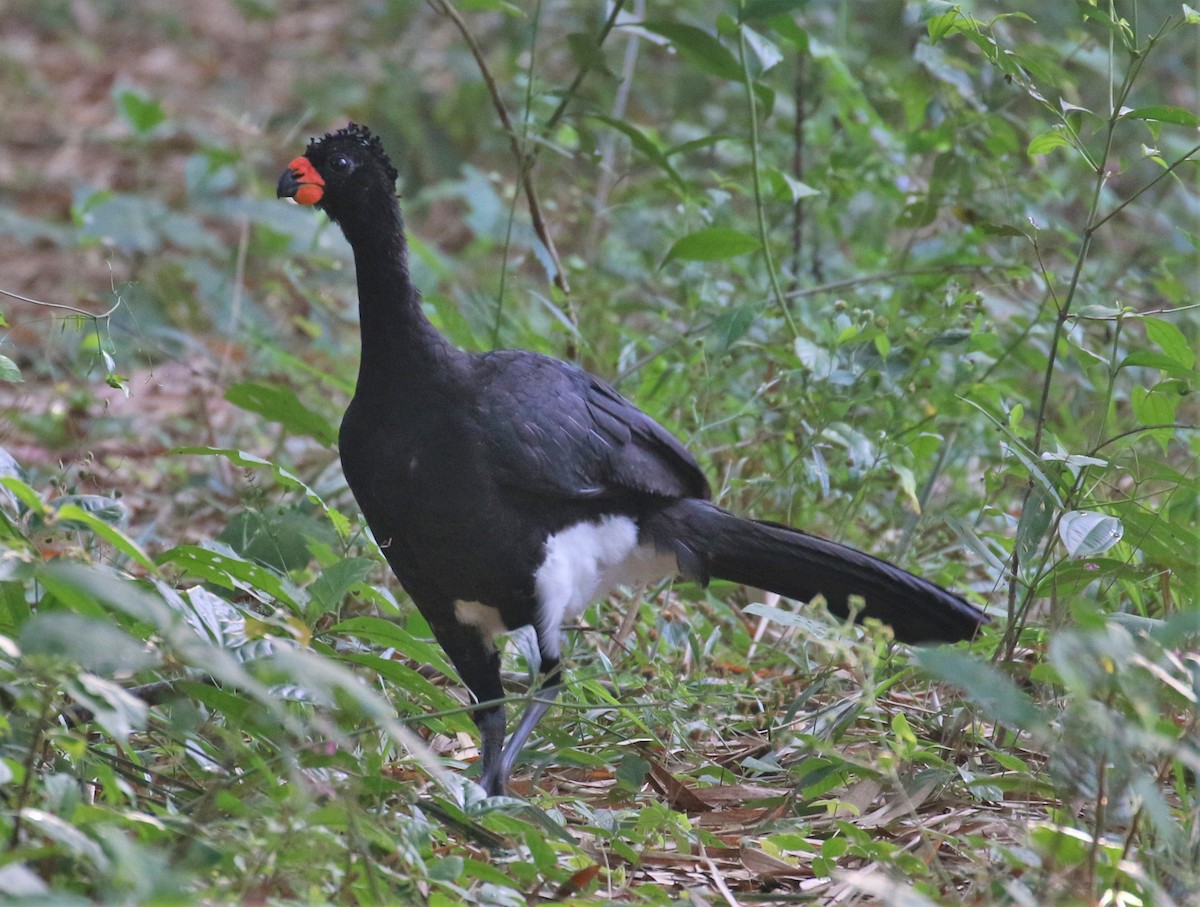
[533, 515, 674, 658]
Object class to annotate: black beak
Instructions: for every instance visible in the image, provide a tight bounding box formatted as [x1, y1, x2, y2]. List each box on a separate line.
[276, 168, 302, 199]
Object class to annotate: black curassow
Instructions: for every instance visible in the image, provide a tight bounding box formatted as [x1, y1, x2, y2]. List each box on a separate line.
[277, 123, 989, 796]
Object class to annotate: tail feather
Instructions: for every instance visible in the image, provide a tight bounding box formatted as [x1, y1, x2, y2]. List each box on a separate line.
[645, 499, 987, 644]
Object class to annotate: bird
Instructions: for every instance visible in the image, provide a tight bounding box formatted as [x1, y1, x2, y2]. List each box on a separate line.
[277, 123, 989, 797]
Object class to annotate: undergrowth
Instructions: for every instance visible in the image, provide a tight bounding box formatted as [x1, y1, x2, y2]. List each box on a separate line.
[1, 1, 1197, 903]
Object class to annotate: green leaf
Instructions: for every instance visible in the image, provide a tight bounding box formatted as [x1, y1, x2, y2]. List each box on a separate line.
[51, 503, 155, 572]
[225, 382, 338, 446]
[739, 0, 807, 22]
[979, 222, 1027, 238]
[331, 615, 457, 677]
[1143, 317, 1194, 369]
[0, 354, 21, 382]
[177, 447, 352, 539]
[458, 0, 524, 15]
[1119, 350, 1197, 379]
[1122, 105, 1200, 127]
[1057, 510, 1124, 560]
[114, 88, 166, 135]
[926, 10, 961, 43]
[20, 613, 157, 675]
[917, 649, 1045, 733]
[1015, 482, 1055, 563]
[588, 115, 688, 193]
[308, 557, 376, 615]
[663, 228, 760, 264]
[709, 305, 759, 352]
[639, 21, 742, 82]
[1130, 384, 1176, 426]
[157, 544, 303, 610]
[1027, 129, 1072, 156]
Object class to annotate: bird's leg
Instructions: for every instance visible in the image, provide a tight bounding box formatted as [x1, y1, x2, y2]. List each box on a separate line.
[474, 701, 508, 796]
[428, 619, 509, 796]
[496, 656, 562, 789]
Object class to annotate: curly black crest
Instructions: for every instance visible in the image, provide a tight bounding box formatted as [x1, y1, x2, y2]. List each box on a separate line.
[308, 122, 399, 183]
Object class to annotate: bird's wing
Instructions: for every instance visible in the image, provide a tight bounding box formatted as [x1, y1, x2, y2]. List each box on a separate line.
[471, 350, 710, 502]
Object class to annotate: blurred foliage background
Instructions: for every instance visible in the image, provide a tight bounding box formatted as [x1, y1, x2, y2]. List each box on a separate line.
[1, 1, 1197, 903]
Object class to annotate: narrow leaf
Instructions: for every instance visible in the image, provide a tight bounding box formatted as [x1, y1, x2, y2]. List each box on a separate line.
[1123, 105, 1200, 127]
[917, 648, 1045, 733]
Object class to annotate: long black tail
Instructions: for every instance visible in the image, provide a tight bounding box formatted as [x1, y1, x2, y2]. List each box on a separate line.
[644, 499, 987, 644]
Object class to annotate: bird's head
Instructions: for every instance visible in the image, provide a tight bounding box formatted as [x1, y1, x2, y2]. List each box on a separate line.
[277, 123, 400, 231]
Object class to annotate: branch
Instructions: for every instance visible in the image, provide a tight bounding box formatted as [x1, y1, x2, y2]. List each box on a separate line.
[429, 0, 570, 297]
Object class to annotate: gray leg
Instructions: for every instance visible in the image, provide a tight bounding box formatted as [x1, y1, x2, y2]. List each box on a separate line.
[496, 657, 562, 789]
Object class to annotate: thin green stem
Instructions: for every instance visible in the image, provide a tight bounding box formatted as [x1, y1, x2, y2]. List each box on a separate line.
[737, 23, 799, 339]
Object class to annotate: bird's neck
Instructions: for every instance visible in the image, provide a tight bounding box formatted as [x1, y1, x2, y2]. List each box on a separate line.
[345, 202, 459, 397]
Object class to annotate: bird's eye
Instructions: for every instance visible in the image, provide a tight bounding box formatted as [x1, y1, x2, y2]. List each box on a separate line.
[329, 154, 353, 174]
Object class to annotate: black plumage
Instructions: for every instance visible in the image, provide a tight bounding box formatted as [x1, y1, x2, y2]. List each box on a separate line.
[277, 123, 989, 796]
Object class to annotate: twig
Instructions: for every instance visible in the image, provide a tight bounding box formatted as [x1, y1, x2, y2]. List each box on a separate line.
[737, 26, 798, 339]
[0, 286, 123, 321]
[538, 0, 629, 139]
[789, 52, 807, 296]
[429, 0, 570, 299]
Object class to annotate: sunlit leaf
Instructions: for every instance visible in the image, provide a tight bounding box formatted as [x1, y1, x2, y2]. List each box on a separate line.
[1058, 510, 1124, 559]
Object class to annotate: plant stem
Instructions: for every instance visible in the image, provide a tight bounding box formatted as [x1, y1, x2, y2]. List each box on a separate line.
[737, 23, 799, 339]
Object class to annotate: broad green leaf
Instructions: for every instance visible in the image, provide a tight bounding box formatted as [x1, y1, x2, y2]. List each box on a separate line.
[1143, 316, 1194, 369]
[1130, 384, 1178, 426]
[1119, 350, 1197, 379]
[308, 557, 376, 616]
[664, 227, 759, 263]
[157, 544, 303, 610]
[709, 305, 759, 352]
[1122, 105, 1200, 127]
[639, 21, 742, 81]
[1058, 510, 1124, 559]
[917, 649, 1045, 733]
[1027, 129, 1072, 156]
[0, 354, 21, 382]
[19, 613, 157, 675]
[224, 382, 338, 446]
